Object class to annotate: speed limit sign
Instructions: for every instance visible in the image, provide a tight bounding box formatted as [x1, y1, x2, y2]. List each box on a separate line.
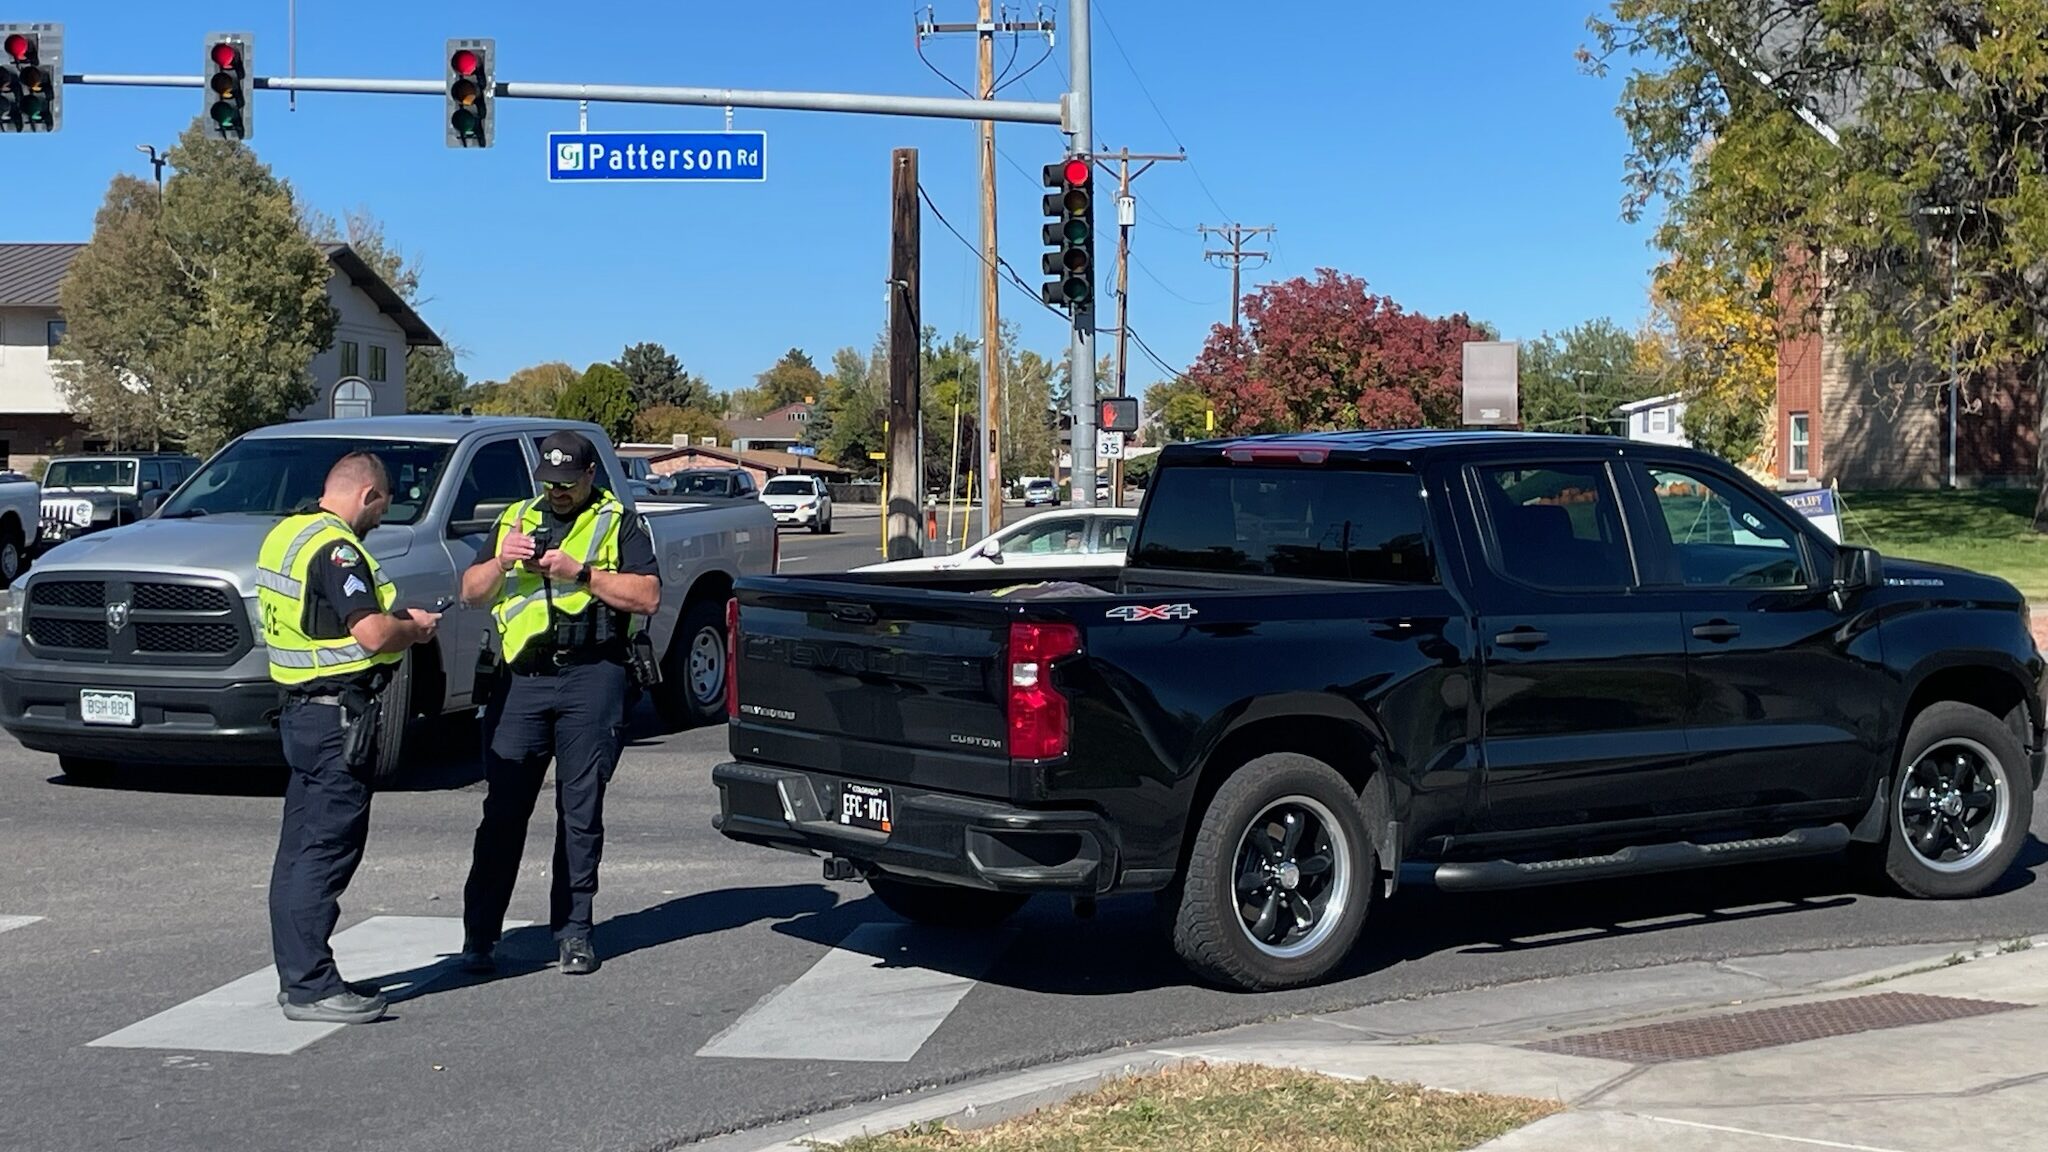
[1099, 431, 1125, 459]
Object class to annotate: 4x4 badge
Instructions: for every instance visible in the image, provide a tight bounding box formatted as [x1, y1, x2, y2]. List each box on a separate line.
[1106, 603, 1197, 622]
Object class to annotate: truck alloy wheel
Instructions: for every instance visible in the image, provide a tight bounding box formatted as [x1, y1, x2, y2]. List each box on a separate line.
[1167, 753, 1375, 991]
[688, 622, 724, 708]
[1876, 701, 2032, 898]
[1231, 796, 1352, 961]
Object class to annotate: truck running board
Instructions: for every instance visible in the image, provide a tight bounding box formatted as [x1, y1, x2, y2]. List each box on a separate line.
[1426, 824, 1853, 893]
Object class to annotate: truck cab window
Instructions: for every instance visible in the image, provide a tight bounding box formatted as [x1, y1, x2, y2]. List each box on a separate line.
[454, 438, 538, 523]
[1640, 466, 1811, 588]
[1476, 463, 1635, 591]
[1133, 466, 1435, 582]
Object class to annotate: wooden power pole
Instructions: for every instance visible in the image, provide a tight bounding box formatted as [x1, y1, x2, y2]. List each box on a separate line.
[887, 147, 923, 561]
[1199, 223, 1275, 337]
[915, 5, 1056, 538]
[1097, 147, 1184, 507]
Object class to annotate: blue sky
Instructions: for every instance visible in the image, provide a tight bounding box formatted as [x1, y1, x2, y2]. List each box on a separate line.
[14, 1, 1662, 398]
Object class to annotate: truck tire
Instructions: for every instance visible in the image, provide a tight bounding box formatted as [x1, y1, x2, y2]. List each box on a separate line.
[58, 755, 116, 785]
[654, 598, 727, 731]
[368, 653, 414, 786]
[1165, 753, 1374, 991]
[0, 519, 25, 589]
[868, 875, 1029, 929]
[1870, 701, 2033, 898]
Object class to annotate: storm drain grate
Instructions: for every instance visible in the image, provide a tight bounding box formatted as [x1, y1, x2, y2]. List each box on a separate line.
[1524, 992, 2027, 1064]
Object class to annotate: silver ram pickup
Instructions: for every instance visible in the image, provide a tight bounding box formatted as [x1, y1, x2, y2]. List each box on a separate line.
[0, 415, 776, 783]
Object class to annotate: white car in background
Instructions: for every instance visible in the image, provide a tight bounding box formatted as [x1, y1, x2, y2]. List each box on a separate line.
[856, 507, 1137, 573]
[762, 474, 833, 534]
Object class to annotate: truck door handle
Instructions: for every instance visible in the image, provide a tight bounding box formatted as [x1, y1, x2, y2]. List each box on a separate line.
[1692, 621, 1742, 641]
[1494, 628, 1549, 650]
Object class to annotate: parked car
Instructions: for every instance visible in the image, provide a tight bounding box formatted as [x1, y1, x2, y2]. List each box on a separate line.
[36, 452, 201, 554]
[620, 454, 675, 499]
[671, 468, 760, 500]
[0, 416, 778, 784]
[856, 507, 1136, 573]
[0, 471, 38, 588]
[714, 429, 2043, 991]
[761, 474, 834, 534]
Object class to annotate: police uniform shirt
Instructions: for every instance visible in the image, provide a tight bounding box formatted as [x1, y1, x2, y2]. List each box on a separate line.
[293, 537, 386, 696]
[533, 490, 659, 581]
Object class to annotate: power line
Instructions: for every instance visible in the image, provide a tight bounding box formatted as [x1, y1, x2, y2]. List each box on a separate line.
[1126, 250, 1217, 307]
[917, 182, 1073, 323]
[1095, 0, 1233, 218]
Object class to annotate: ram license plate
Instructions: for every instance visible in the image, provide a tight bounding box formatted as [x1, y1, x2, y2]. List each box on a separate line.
[838, 782, 892, 833]
[80, 690, 137, 726]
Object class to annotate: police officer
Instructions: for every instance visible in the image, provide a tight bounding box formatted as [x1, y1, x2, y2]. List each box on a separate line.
[261, 451, 440, 1024]
[457, 431, 660, 976]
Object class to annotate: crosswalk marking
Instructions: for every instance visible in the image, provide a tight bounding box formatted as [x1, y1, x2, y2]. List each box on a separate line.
[697, 923, 1015, 1063]
[0, 915, 44, 934]
[87, 915, 528, 1056]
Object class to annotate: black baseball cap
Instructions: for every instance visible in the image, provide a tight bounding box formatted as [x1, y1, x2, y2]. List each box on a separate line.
[534, 430, 598, 483]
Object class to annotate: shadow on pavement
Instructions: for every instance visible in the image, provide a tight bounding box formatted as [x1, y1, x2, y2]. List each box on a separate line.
[757, 836, 2047, 997]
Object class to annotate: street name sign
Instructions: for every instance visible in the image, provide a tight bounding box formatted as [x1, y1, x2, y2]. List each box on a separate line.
[547, 130, 767, 183]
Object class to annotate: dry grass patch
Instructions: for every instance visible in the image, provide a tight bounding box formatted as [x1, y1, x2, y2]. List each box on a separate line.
[818, 1061, 1562, 1152]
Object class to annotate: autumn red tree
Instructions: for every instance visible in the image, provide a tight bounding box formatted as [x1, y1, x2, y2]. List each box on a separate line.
[1187, 269, 1483, 435]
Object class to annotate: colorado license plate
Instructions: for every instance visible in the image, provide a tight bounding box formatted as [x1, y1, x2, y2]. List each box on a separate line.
[80, 690, 137, 726]
[838, 782, 892, 833]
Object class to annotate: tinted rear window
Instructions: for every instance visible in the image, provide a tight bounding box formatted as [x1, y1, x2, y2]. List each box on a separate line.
[1131, 464, 1435, 583]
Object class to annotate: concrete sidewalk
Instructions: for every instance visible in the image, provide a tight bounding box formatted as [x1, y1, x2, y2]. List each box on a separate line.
[698, 935, 2048, 1152]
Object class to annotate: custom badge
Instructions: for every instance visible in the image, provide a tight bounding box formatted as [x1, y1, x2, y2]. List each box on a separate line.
[331, 544, 361, 568]
[545, 448, 574, 467]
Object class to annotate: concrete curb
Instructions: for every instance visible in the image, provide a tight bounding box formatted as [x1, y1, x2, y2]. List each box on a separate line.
[683, 938, 2046, 1151]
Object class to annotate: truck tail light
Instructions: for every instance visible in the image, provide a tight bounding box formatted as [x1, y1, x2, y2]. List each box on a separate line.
[1007, 621, 1081, 760]
[725, 596, 740, 720]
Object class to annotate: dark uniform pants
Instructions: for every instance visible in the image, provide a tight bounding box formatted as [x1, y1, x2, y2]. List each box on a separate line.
[463, 659, 629, 947]
[269, 699, 370, 1003]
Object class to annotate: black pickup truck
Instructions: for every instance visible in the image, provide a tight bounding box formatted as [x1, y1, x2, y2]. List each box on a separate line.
[712, 430, 2044, 990]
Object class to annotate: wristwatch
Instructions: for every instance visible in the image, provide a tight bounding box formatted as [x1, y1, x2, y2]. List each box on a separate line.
[575, 563, 592, 586]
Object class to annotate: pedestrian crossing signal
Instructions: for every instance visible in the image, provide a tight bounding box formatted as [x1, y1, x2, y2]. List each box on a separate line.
[1099, 397, 1138, 434]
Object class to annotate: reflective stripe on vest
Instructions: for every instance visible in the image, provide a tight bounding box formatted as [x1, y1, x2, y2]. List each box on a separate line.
[490, 494, 627, 665]
[256, 512, 401, 686]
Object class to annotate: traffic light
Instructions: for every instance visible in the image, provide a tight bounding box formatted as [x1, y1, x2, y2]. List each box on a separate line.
[0, 23, 61, 133]
[1099, 397, 1138, 434]
[204, 33, 253, 140]
[1041, 155, 1093, 308]
[446, 39, 493, 147]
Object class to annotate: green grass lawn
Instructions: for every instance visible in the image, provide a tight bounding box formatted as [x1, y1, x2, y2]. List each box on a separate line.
[1838, 489, 2048, 598]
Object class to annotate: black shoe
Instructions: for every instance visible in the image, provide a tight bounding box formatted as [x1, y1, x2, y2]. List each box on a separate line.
[558, 937, 598, 975]
[457, 940, 496, 974]
[276, 980, 381, 1007]
[279, 988, 387, 1024]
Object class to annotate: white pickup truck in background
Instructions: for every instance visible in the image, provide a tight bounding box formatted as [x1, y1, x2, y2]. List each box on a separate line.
[0, 416, 776, 783]
[0, 471, 39, 589]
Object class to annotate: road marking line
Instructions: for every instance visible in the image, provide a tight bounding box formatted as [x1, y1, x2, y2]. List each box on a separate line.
[87, 915, 528, 1056]
[697, 923, 1016, 1063]
[0, 915, 44, 934]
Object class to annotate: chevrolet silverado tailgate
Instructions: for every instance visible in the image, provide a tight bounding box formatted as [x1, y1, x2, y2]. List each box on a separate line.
[727, 578, 1078, 800]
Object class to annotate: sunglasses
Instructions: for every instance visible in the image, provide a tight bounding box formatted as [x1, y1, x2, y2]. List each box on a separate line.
[542, 479, 579, 491]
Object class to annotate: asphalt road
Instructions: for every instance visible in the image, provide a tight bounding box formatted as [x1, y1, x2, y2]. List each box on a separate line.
[3, 524, 2046, 1152]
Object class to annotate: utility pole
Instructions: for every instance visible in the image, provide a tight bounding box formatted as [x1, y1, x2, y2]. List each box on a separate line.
[1199, 223, 1275, 338]
[1068, 0, 1098, 507]
[887, 148, 923, 561]
[916, 4, 1057, 537]
[1096, 147, 1184, 507]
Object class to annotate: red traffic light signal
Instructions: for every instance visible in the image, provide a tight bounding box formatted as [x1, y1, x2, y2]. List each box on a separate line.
[210, 42, 239, 68]
[3, 34, 26, 60]
[1099, 397, 1138, 433]
[1063, 157, 1090, 186]
[450, 48, 480, 77]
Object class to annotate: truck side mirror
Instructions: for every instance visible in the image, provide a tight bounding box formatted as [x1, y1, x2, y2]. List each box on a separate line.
[139, 489, 169, 514]
[1830, 544, 1882, 609]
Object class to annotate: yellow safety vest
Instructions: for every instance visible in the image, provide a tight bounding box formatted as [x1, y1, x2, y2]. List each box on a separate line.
[489, 493, 628, 664]
[256, 511, 401, 686]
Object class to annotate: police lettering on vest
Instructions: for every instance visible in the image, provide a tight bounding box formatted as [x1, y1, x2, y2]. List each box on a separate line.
[490, 494, 630, 664]
[257, 512, 401, 685]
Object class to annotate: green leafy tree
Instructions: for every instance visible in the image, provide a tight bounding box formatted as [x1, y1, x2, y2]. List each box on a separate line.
[478, 361, 577, 416]
[1144, 377, 1214, 443]
[1584, 0, 2048, 516]
[556, 362, 637, 444]
[614, 341, 708, 410]
[754, 347, 828, 413]
[56, 120, 339, 453]
[814, 344, 887, 479]
[406, 346, 468, 414]
[1515, 317, 1664, 434]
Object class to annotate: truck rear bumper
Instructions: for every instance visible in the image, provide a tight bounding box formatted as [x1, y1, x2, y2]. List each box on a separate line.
[712, 761, 1122, 894]
[0, 664, 281, 765]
